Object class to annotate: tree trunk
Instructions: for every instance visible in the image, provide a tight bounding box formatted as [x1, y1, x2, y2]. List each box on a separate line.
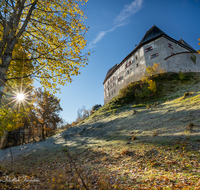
[46, 127, 48, 137]
[42, 125, 45, 139]
[0, 0, 38, 104]
[28, 128, 30, 143]
[0, 70, 8, 104]
[22, 127, 25, 144]
[32, 127, 35, 142]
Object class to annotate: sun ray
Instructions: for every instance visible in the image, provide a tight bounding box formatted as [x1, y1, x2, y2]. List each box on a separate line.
[17, 93, 25, 101]
[0, 78, 19, 95]
[2, 98, 18, 107]
[0, 84, 33, 124]
[0, 52, 35, 132]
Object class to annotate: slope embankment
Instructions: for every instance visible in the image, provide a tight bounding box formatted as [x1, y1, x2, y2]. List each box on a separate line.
[0, 72, 200, 189]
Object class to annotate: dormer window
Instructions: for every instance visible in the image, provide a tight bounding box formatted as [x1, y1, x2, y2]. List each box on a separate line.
[145, 46, 153, 53]
[168, 43, 173, 49]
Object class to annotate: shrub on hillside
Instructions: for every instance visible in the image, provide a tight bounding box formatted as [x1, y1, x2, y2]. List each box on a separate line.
[108, 72, 197, 107]
[134, 84, 151, 99]
[144, 63, 165, 79]
[178, 71, 185, 81]
[92, 104, 102, 111]
[148, 80, 156, 93]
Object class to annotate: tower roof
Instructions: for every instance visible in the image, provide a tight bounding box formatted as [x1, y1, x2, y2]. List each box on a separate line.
[136, 25, 196, 52]
[178, 39, 196, 52]
[138, 25, 167, 46]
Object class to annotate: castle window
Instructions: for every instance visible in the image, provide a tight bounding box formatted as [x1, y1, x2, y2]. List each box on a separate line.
[151, 53, 158, 58]
[108, 87, 109, 91]
[125, 60, 132, 69]
[127, 70, 129, 75]
[118, 76, 123, 82]
[136, 63, 139, 67]
[145, 46, 153, 53]
[136, 56, 138, 60]
[168, 43, 173, 49]
[114, 89, 116, 93]
[132, 59, 135, 63]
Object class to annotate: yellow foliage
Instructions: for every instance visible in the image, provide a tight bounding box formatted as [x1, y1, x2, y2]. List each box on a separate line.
[0, 0, 89, 94]
[148, 80, 156, 93]
[145, 63, 165, 78]
[142, 63, 165, 93]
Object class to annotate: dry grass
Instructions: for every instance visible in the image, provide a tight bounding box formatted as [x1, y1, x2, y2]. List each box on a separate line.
[1, 73, 200, 189]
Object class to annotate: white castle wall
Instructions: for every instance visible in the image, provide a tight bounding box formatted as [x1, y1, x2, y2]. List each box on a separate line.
[165, 52, 200, 73]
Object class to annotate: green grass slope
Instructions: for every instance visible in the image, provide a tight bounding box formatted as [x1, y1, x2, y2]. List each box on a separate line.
[1, 72, 200, 190]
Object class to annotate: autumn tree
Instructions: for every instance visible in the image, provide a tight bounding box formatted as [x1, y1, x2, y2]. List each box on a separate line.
[76, 106, 90, 123]
[0, 70, 34, 136]
[144, 63, 165, 79]
[142, 63, 165, 93]
[34, 88, 63, 139]
[0, 0, 89, 104]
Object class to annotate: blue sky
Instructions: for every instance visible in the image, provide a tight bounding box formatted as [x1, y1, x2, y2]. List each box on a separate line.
[56, 0, 200, 124]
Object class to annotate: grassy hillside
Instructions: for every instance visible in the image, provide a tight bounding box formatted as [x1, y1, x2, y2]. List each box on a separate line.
[1, 72, 200, 190]
[84, 72, 200, 122]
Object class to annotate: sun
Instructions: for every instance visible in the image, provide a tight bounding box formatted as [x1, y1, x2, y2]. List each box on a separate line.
[17, 93, 25, 101]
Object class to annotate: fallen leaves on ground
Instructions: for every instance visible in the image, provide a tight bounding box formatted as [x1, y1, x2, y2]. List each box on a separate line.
[0, 138, 200, 190]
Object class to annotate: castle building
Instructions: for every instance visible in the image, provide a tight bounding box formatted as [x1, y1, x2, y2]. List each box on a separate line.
[103, 25, 200, 105]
